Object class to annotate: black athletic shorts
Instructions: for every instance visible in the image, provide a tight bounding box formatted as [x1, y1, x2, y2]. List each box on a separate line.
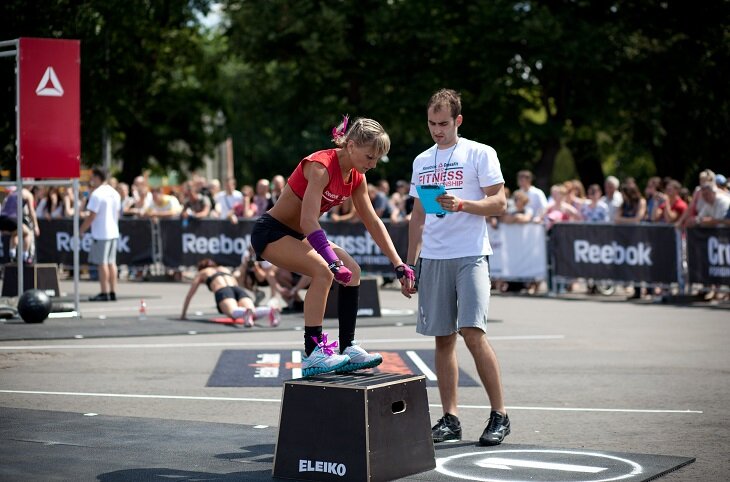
[250, 213, 305, 261]
[214, 285, 250, 313]
[0, 215, 31, 232]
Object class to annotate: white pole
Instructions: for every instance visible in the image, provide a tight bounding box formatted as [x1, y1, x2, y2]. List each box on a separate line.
[73, 178, 80, 316]
[14, 39, 23, 296]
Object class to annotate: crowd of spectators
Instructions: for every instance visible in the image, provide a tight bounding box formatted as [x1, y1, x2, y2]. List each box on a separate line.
[490, 169, 730, 229]
[28, 168, 727, 230]
[3, 166, 728, 305]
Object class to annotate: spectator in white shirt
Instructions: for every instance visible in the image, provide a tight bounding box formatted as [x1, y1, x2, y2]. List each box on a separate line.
[516, 170, 547, 222]
[601, 175, 623, 221]
[214, 176, 244, 223]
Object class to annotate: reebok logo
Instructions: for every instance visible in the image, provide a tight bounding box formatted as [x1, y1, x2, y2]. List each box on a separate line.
[574, 240, 652, 266]
[181, 233, 247, 255]
[56, 232, 130, 253]
[298, 459, 346, 476]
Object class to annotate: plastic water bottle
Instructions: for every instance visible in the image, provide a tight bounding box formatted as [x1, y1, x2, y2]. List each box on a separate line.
[138, 299, 147, 321]
[182, 209, 192, 228]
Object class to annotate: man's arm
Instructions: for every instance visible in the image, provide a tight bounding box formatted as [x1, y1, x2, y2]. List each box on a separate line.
[435, 182, 507, 217]
[79, 211, 96, 236]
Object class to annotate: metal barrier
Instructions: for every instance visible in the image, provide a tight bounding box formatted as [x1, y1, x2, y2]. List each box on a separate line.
[19, 219, 730, 291]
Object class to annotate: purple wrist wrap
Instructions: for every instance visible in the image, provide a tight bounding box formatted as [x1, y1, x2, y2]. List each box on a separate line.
[306, 229, 338, 265]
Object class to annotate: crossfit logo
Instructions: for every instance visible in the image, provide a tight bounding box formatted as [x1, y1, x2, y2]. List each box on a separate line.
[707, 236, 730, 265]
[328, 233, 380, 255]
[56, 233, 130, 253]
[181, 233, 247, 255]
[707, 236, 730, 277]
[574, 240, 652, 266]
[299, 459, 346, 477]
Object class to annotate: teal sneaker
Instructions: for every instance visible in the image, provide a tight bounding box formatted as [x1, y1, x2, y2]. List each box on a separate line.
[336, 341, 383, 373]
[302, 334, 350, 377]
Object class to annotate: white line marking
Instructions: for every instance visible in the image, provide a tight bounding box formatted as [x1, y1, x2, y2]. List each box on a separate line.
[0, 390, 276, 402]
[0, 389, 703, 413]
[406, 350, 438, 380]
[443, 403, 703, 414]
[0, 335, 565, 351]
[291, 350, 302, 379]
[477, 457, 607, 473]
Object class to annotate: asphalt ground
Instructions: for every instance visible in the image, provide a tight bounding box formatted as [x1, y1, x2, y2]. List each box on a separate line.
[0, 278, 728, 481]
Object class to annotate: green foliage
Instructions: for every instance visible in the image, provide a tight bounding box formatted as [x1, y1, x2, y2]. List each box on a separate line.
[220, 0, 728, 191]
[1, 0, 726, 190]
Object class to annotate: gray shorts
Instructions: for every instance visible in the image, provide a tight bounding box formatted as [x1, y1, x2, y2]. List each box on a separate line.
[416, 256, 491, 336]
[88, 238, 118, 265]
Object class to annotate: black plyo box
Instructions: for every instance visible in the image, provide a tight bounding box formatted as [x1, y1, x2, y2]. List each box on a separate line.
[2, 263, 61, 297]
[273, 372, 435, 482]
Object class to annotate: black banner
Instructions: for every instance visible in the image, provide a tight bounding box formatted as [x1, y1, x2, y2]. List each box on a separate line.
[550, 223, 678, 283]
[12, 219, 155, 266]
[159, 219, 409, 275]
[160, 218, 252, 268]
[686, 227, 730, 285]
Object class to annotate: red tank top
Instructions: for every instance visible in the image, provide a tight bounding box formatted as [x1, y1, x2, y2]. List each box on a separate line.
[287, 149, 364, 213]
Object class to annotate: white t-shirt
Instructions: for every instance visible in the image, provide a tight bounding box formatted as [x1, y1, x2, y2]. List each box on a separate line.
[601, 191, 623, 221]
[410, 137, 504, 259]
[86, 184, 121, 240]
[215, 190, 244, 217]
[697, 193, 730, 220]
[520, 185, 548, 218]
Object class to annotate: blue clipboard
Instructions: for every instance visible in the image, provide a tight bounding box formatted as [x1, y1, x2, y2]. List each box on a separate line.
[416, 184, 450, 216]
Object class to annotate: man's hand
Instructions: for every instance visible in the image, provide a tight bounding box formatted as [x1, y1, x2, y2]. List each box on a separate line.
[437, 193, 463, 212]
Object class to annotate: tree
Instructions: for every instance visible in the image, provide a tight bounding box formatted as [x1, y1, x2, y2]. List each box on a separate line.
[222, 0, 729, 191]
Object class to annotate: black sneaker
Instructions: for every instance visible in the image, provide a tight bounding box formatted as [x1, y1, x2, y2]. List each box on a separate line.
[479, 411, 510, 446]
[432, 413, 461, 443]
[109, 292, 117, 301]
[89, 293, 109, 302]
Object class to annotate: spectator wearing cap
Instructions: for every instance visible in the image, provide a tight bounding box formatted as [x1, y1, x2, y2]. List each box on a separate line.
[695, 181, 730, 227]
[715, 173, 728, 194]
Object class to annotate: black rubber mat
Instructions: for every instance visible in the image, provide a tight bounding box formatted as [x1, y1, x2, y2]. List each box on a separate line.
[206, 349, 479, 387]
[0, 407, 694, 481]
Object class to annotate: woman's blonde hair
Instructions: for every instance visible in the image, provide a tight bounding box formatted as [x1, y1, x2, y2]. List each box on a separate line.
[332, 116, 390, 159]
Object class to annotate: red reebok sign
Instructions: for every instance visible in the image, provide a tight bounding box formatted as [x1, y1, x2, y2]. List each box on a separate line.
[18, 37, 80, 179]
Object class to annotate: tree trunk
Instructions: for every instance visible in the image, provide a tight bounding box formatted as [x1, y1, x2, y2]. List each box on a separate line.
[571, 137, 605, 188]
[534, 138, 561, 192]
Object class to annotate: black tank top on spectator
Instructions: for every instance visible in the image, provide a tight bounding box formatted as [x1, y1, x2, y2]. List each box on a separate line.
[621, 201, 639, 218]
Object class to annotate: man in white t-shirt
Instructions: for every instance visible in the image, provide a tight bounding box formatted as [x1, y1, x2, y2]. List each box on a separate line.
[601, 175, 623, 222]
[404, 89, 510, 446]
[214, 176, 244, 223]
[80, 168, 121, 301]
[516, 170, 547, 221]
[696, 182, 730, 226]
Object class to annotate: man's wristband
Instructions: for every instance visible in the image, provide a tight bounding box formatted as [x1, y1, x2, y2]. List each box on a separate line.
[457, 200, 464, 212]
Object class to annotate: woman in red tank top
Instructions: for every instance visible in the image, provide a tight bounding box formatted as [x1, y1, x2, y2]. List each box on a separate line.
[250, 117, 415, 377]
